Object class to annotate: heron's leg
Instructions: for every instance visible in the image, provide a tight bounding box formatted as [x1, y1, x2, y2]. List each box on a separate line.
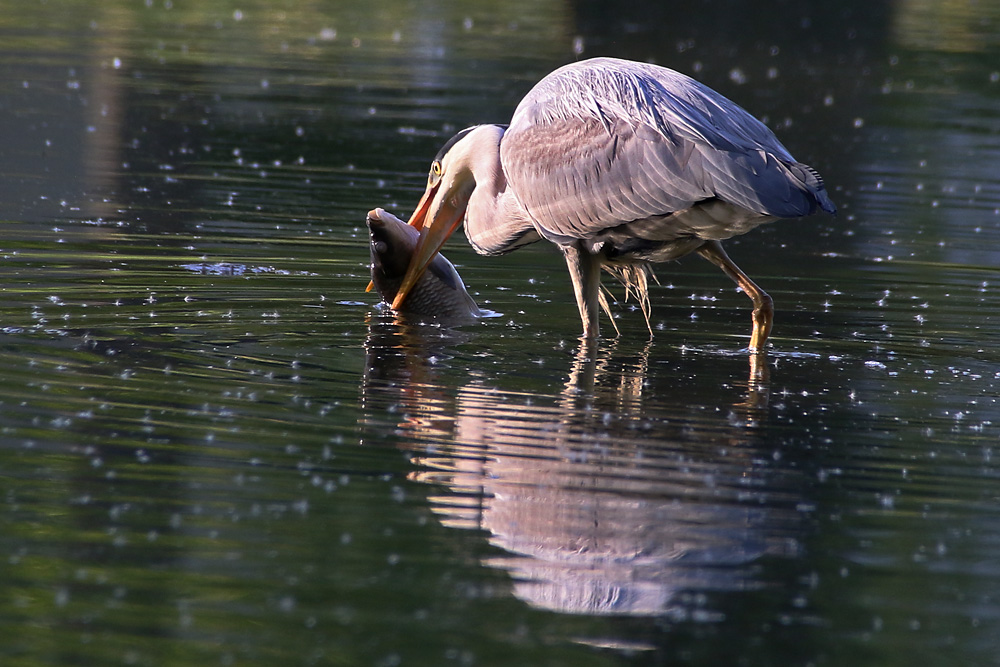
[696, 240, 773, 352]
[562, 243, 603, 338]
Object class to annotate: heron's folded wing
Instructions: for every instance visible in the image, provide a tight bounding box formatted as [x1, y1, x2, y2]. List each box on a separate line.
[500, 59, 832, 243]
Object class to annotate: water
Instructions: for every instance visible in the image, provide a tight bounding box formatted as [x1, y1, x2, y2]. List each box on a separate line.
[1, 1, 999, 665]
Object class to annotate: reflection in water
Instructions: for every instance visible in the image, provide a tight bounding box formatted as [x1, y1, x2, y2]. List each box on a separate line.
[361, 317, 801, 617]
[0, 0, 997, 663]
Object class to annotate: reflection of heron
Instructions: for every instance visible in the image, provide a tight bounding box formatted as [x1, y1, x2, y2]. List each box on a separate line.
[394, 357, 798, 617]
[392, 57, 835, 349]
[359, 319, 799, 618]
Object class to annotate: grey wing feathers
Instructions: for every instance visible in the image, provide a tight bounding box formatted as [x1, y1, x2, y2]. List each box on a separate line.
[501, 57, 834, 242]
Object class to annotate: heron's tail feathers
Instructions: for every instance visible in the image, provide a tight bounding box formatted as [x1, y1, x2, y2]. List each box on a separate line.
[602, 263, 657, 335]
[597, 286, 620, 336]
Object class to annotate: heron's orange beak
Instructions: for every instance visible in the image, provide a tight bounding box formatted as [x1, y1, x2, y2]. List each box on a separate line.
[390, 182, 467, 310]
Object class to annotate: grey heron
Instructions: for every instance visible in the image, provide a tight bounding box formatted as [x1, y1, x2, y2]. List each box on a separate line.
[390, 57, 835, 349]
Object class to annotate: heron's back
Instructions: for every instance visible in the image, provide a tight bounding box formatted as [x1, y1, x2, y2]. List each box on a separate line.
[500, 57, 835, 244]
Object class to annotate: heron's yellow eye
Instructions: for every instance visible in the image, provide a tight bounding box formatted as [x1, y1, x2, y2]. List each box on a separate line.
[431, 161, 442, 177]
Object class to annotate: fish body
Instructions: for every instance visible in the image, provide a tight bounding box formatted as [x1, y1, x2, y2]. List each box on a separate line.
[367, 208, 481, 320]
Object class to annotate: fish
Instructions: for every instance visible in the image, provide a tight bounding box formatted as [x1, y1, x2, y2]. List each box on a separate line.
[366, 208, 482, 320]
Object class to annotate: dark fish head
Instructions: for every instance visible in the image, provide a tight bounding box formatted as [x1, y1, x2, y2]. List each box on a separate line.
[367, 208, 420, 287]
[366, 208, 481, 320]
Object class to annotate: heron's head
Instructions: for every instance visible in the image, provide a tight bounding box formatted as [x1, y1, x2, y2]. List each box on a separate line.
[390, 125, 499, 310]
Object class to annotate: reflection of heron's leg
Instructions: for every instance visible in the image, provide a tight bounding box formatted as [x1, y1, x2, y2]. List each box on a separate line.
[563, 243, 604, 338]
[748, 351, 770, 389]
[564, 335, 599, 396]
[696, 240, 773, 352]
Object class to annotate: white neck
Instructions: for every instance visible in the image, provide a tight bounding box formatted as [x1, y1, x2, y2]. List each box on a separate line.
[452, 125, 536, 256]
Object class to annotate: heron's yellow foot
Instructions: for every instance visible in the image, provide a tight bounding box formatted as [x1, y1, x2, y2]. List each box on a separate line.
[748, 293, 774, 352]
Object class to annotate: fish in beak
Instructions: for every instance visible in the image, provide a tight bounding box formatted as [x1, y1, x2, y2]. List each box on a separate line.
[389, 177, 469, 311]
[362, 180, 443, 295]
[367, 208, 480, 320]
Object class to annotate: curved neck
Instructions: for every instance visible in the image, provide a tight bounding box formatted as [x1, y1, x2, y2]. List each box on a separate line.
[460, 125, 536, 255]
